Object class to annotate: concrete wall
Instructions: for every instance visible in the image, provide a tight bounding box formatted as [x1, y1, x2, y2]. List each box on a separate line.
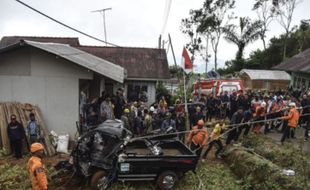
[0, 47, 94, 138]
[0, 47, 31, 76]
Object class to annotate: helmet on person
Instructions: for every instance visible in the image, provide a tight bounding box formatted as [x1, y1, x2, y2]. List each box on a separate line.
[124, 108, 130, 114]
[289, 102, 296, 107]
[149, 106, 155, 112]
[30, 143, 44, 153]
[197, 119, 204, 126]
[261, 102, 266, 107]
[165, 112, 171, 118]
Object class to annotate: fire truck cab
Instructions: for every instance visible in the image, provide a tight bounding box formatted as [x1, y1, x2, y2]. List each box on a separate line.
[193, 79, 244, 96]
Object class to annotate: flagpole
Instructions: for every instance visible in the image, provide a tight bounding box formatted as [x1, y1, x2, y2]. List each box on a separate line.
[181, 54, 190, 132]
[181, 47, 192, 132]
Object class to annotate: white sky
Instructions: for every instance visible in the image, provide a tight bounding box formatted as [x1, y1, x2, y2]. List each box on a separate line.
[1, 0, 309, 72]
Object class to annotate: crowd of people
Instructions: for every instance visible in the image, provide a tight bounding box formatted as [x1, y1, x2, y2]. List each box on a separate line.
[4, 86, 310, 190]
[78, 87, 310, 162]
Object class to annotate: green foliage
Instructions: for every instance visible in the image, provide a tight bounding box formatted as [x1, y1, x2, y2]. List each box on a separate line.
[176, 163, 242, 190]
[242, 134, 310, 189]
[0, 163, 31, 190]
[222, 20, 310, 74]
[223, 17, 262, 64]
[181, 0, 236, 70]
[0, 148, 6, 157]
[156, 81, 169, 97]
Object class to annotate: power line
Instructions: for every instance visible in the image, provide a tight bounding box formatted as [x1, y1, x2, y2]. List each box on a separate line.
[161, 0, 172, 36]
[15, 0, 119, 47]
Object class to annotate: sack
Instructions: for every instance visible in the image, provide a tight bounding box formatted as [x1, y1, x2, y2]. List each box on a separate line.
[56, 134, 69, 154]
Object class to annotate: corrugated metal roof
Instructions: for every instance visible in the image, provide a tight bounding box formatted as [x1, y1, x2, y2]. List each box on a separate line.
[240, 69, 291, 80]
[272, 48, 310, 73]
[78, 46, 170, 80]
[0, 36, 80, 48]
[0, 36, 170, 80]
[23, 40, 125, 83]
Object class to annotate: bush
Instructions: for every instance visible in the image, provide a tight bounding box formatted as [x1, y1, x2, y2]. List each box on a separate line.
[0, 163, 31, 190]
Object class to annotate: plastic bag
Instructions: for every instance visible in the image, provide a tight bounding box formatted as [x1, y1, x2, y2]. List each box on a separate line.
[56, 134, 69, 154]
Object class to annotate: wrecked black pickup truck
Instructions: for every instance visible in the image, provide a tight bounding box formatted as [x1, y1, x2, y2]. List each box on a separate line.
[71, 120, 198, 190]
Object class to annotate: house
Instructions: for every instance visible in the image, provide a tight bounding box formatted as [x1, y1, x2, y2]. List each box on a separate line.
[0, 36, 170, 105]
[0, 39, 125, 137]
[240, 69, 291, 90]
[273, 48, 310, 90]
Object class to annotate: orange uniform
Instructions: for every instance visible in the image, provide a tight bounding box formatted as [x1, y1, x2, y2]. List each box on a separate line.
[282, 107, 300, 128]
[187, 126, 209, 146]
[27, 156, 48, 190]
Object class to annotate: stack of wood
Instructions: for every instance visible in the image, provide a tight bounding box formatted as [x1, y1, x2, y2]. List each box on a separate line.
[0, 102, 55, 156]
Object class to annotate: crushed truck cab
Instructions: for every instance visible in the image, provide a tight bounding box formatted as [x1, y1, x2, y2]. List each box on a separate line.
[71, 120, 198, 190]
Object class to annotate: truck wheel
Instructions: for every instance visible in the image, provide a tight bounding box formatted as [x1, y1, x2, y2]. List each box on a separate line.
[156, 171, 178, 190]
[90, 171, 109, 190]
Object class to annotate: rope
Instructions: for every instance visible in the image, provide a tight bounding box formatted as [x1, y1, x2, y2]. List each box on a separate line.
[129, 112, 310, 142]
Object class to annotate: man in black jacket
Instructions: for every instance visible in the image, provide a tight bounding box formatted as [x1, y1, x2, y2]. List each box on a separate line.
[7, 114, 25, 159]
[226, 107, 244, 145]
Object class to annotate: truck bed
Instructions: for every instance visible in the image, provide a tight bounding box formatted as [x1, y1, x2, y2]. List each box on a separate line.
[125, 147, 183, 156]
[124, 139, 194, 156]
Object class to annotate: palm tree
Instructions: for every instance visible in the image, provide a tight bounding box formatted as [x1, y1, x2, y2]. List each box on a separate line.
[224, 17, 262, 69]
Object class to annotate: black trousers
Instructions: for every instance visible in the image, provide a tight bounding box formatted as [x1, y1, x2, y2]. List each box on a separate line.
[226, 128, 238, 145]
[190, 143, 202, 157]
[11, 139, 23, 158]
[203, 139, 223, 158]
[281, 125, 294, 143]
[243, 124, 251, 136]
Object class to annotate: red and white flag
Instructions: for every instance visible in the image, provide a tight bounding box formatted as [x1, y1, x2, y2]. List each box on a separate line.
[182, 47, 193, 73]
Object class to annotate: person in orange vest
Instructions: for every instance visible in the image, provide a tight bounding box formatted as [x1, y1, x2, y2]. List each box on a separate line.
[187, 119, 209, 158]
[280, 102, 300, 144]
[27, 143, 48, 190]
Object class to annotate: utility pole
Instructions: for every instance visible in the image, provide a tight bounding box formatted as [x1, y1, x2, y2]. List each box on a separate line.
[168, 34, 177, 67]
[91, 8, 112, 46]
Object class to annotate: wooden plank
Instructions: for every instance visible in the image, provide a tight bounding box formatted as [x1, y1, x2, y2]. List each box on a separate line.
[33, 105, 56, 156]
[0, 103, 11, 154]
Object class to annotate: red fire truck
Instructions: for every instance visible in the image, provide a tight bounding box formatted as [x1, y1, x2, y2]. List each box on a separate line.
[193, 79, 244, 96]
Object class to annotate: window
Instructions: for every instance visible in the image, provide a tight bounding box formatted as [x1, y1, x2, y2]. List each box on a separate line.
[127, 84, 148, 102]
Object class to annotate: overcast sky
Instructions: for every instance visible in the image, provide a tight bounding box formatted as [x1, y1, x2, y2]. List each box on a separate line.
[1, 0, 310, 73]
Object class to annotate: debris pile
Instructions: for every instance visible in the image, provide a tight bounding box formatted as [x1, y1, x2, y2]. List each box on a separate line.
[0, 102, 55, 156]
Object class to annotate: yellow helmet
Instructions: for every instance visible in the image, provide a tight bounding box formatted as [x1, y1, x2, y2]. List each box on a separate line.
[124, 108, 130, 113]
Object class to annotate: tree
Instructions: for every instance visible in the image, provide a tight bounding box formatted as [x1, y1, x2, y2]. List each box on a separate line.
[296, 19, 310, 52]
[252, 0, 276, 50]
[181, 10, 204, 62]
[223, 17, 262, 70]
[197, 0, 235, 71]
[181, 0, 235, 72]
[245, 20, 310, 70]
[273, 0, 302, 60]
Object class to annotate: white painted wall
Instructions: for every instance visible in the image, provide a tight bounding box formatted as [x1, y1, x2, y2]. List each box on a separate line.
[0, 47, 94, 138]
[0, 76, 78, 137]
